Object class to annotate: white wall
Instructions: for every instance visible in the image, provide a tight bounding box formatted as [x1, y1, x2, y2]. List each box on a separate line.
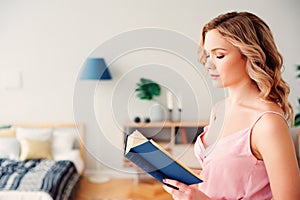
[0, 0, 299, 176]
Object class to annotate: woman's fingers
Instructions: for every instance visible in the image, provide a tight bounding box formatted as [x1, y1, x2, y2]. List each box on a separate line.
[162, 179, 210, 200]
[163, 184, 186, 200]
[163, 178, 189, 192]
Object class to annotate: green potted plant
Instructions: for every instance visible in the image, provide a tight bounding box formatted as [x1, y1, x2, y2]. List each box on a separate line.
[294, 65, 300, 126]
[135, 78, 161, 100]
[135, 78, 163, 122]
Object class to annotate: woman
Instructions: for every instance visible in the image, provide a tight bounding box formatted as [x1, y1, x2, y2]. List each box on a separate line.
[163, 11, 300, 200]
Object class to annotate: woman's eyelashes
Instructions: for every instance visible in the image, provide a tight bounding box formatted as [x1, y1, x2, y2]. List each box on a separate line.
[206, 54, 224, 60]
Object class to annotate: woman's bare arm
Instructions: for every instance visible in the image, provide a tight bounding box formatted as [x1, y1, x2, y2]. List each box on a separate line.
[252, 114, 300, 199]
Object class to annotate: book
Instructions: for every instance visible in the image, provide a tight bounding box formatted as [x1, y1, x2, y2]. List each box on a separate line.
[124, 130, 203, 190]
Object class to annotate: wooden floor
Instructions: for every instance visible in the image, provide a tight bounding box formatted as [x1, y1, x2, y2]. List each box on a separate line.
[74, 176, 173, 200]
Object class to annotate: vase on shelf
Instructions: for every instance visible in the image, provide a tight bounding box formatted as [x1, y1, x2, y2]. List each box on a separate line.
[172, 108, 182, 122]
[149, 102, 166, 122]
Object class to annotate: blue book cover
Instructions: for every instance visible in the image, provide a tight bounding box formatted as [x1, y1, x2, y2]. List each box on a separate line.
[124, 130, 202, 188]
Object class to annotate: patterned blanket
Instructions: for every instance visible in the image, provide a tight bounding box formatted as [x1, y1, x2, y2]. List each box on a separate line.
[0, 158, 80, 200]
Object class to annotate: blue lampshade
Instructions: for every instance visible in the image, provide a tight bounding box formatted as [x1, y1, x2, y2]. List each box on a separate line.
[80, 58, 112, 80]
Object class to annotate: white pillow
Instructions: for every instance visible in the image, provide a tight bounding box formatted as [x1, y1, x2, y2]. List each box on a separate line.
[52, 130, 76, 154]
[0, 138, 20, 160]
[16, 127, 53, 141]
[53, 149, 80, 161]
[53, 150, 84, 174]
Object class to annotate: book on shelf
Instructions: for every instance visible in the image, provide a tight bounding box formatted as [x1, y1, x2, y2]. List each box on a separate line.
[124, 130, 202, 190]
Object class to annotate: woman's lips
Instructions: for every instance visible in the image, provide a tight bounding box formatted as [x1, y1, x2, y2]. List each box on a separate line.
[209, 74, 220, 79]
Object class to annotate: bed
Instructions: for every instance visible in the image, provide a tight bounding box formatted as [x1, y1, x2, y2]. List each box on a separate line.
[0, 123, 85, 200]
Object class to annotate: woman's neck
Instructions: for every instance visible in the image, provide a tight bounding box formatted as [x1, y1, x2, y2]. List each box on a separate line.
[227, 80, 260, 105]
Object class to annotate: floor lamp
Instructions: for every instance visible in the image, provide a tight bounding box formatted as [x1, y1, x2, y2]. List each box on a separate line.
[80, 57, 112, 183]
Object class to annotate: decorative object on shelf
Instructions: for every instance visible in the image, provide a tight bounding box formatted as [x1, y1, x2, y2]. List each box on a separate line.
[172, 95, 182, 122]
[135, 78, 164, 122]
[80, 58, 112, 80]
[166, 91, 182, 122]
[177, 96, 182, 112]
[168, 110, 173, 121]
[144, 117, 151, 123]
[166, 91, 173, 121]
[134, 116, 141, 123]
[172, 108, 182, 122]
[149, 103, 165, 122]
[295, 64, 300, 127]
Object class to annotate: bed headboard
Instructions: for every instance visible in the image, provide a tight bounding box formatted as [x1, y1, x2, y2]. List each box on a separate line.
[1, 123, 85, 161]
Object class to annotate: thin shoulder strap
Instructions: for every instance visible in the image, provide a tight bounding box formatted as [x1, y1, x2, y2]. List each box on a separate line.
[250, 111, 287, 130]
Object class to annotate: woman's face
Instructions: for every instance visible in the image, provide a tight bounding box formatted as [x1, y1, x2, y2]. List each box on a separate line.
[203, 29, 249, 88]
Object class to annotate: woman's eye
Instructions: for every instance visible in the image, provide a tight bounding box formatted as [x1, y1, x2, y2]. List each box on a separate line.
[216, 55, 224, 59]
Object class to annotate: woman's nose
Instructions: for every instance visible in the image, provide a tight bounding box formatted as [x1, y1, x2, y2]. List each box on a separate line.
[205, 58, 216, 70]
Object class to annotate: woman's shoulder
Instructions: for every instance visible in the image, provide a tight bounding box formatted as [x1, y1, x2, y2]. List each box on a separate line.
[255, 111, 287, 130]
[251, 103, 288, 141]
[253, 99, 286, 129]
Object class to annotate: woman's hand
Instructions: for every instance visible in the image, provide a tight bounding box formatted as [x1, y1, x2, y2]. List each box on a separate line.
[162, 179, 211, 200]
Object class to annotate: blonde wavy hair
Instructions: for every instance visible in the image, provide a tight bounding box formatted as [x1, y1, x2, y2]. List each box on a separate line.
[199, 11, 293, 123]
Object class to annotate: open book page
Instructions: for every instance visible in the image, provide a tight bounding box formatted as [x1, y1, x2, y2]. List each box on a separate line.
[125, 130, 147, 154]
